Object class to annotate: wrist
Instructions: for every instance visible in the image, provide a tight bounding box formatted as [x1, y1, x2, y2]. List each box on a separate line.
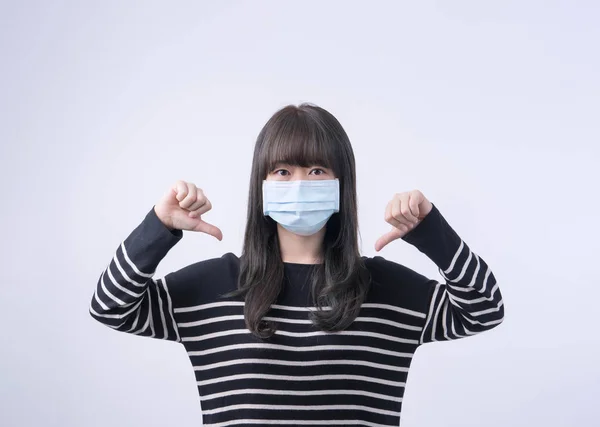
[419, 200, 433, 219]
[153, 205, 175, 231]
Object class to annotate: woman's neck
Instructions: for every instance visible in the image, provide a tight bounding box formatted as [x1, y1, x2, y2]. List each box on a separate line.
[277, 224, 325, 264]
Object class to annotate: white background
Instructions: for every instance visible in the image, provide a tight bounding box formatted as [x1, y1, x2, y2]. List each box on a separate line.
[1, 1, 599, 426]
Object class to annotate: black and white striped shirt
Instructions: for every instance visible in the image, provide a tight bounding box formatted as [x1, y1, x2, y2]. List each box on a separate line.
[90, 203, 504, 426]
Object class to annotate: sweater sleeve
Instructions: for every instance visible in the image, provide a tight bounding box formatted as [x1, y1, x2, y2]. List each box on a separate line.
[89, 206, 184, 343]
[402, 203, 505, 344]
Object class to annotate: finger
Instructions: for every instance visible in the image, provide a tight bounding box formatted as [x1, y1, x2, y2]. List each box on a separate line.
[194, 219, 223, 241]
[393, 195, 419, 225]
[388, 198, 411, 229]
[180, 183, 198, 209]
[374, 228, 403, 252]
[384, 200, 403, 229]
[189, 199, 212, 218]
[172, 180, 188, 202]
[188, 189, 208, 213]
[408, 192, 421, 221]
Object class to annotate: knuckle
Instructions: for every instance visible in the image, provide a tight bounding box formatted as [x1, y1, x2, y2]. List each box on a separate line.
[178, 188, 188, 200]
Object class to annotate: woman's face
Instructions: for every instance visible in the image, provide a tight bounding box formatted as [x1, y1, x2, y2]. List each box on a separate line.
[266, 163, 336, 182]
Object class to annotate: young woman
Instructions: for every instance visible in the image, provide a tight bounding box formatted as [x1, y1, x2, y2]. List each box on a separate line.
[90, 104, 504, 426]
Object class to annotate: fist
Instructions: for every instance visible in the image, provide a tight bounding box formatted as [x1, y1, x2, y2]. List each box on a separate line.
[374, 190, 432, 252]
[154, 180, 222, 240]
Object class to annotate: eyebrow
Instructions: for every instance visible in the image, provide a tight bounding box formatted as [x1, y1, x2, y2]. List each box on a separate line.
[270, 163, 330, 171]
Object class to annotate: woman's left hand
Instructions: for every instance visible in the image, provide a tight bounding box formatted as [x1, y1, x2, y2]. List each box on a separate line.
[374, 190, 433, 252]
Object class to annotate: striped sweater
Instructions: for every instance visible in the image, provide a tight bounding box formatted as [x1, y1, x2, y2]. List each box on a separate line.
[89, 203, 504, 426]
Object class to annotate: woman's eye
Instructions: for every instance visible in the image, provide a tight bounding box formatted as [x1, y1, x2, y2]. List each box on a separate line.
[309, 168, 325, 175]
[275, 169, 289, 176]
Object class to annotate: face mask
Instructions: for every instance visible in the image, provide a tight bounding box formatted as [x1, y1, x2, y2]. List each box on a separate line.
[262, 179, 340, 236]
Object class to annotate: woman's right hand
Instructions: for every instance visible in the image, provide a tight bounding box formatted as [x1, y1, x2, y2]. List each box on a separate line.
[154, 180, 223, 240]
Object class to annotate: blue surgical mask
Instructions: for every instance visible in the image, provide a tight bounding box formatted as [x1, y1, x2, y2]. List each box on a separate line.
[262, 179, 340, 236]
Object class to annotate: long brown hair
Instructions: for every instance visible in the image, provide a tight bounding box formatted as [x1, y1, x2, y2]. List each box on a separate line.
[224, 103, 370, 339]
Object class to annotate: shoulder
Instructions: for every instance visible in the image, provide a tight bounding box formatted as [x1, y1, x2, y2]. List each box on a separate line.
[362, 256, 435, 311]
[363, 255, 429, 286]
[163, 252, 241, 304]
[169, 252, 239, 280]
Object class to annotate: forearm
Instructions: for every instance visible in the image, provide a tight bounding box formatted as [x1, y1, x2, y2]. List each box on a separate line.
[404, 204, 505, 343]
[89, 206, 183, 340]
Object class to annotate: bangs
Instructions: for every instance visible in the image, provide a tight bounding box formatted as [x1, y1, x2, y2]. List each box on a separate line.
[261, 108, 336, 173]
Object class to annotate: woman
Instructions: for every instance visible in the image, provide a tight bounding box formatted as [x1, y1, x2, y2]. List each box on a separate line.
[90, 103, 504, 426]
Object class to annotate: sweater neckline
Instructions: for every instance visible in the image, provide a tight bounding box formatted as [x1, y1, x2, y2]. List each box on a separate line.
[283, 262, 320, 268]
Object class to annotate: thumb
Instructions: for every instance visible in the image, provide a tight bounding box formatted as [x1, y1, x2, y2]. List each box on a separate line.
[193, 219, 223, 241]
[374, 228, 403, 252]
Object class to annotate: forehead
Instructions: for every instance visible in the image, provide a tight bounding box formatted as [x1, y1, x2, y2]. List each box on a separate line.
[265, 137, 334, 171]
[260, 108, 338, 173]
